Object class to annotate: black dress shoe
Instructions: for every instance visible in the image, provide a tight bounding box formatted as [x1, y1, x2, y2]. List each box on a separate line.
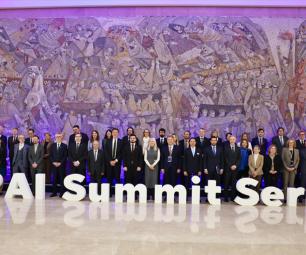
[50, 193, 57, 197]
[224, 198, 229, 202]
[59, 193, 64, 198]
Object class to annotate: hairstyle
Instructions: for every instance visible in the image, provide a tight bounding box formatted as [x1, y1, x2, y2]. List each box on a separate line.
[147, 138, 158, 151]
[112, 128, 119, 132]
[277, 127, 285, 132]
[210, 136, 218, 140]
[211, 130, 219, 137]
[240, 132, 249, 143]
[253, 145, 260, 152]
[143, 129, 151, 137]
[129, 134, 137, 139]
[72, 125, 80, 129]
[268, 144, 278, 155]
[28, 128, 35, 133]
[286, 139, 296, 148]
[257, 128, 264, 132]
[90, 130, 100, 143]
[33, 135, 39, 139]
[171, 133, 179, 145]
[225, 132, 232, 137]
[104, 129, 112, 139]
[159, 128, 166, 133]
[240, 138, 249, 147]
[126, 127, 134, 132]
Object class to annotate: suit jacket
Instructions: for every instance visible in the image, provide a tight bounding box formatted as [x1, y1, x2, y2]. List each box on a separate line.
[88, 149, 104, 176]
[0, 134, 7, 148]
[8, 136, 19, 160]
[104, 138, 123, 165]
[183, 147, 202, 174]
[195, 136, 210, 154]
[272, 135, 289, 155]
[248, 154, 264, 176]
[42, 140, 53, 159]
[68, 132, 89, 146]
[28, 144, 44, 171]
[122, 143, 143, 169]
[282, 148, 300, 172]
[296, 139, 306, 150]
[203, 145, 224, 173]
[0, 140, 7, 169]
[156, 137, 168, 148]
[68, 142, 88, 171]
[251, 137, 268, 155]
[50, 143, 67, 169]
[263, 154, 282, 174]
[299, 147, 306, 173]
[224, 144, 241, 171]
[160, 144, 181, 170]
[12, 144, 29, 169]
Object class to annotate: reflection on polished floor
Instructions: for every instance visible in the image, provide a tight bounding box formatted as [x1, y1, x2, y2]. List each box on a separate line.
[0, 197, 306, 255]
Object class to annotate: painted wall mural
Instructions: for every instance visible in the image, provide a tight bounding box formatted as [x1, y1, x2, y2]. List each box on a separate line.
[0, 16, 305, 140]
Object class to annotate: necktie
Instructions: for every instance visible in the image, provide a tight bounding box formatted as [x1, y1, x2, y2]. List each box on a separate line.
[94, 150, 97, 161]
[76, 143, 79, 151]
[131, 143, 134, 152]
[280, 136, 283, 146]
[213, 146, 216, 155]
[192, 148, 195, 157]
[34, 145, 37, 154]
[200, 137, 203, 144]
[57, 143, 60, 150]
[231, 146, 235, 152]
[259, 138, 262, 145]
[161, 138, 164, 144]
[169, 146, 172, 155]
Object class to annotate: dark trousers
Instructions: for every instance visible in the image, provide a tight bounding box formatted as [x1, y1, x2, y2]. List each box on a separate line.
[224, 169, 238, 200]
[164, 166, 177, 186]
[90, 171, 102, 194]
[71, 166, 86, 185]
[52, 167, 66, 195]
[125, 165, 142, 185]
[207, 170, 221, 186]
[106, 164, 121, 185]
[266, 173, 279, 187]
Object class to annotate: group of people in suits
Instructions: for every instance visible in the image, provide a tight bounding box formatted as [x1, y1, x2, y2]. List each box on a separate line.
[0, 124, 305, 203]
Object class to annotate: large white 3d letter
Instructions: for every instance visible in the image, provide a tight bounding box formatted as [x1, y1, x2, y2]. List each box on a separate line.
[62, 174, 86, 201]
[260, 186, 283, 207]
[5, 173, 33, 200]
[205, 180, 221, 205]
[115, 184, 147, 204]
[287, 187, 305, 207]
[89, 183, 110, 203]
[155, 184, 186, 205]
[234, 178, 259, 206]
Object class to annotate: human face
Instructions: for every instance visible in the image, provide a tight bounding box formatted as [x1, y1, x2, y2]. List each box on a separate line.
[55, 134, 62, 143]
[112, 130, 119, 138]
[229, 136, 236, 144]
[241, 140, 248, 148]
[18, 135, 25, 143]
[127, 128, 133, 136]
[258, 130, 264, 138]
[199, 129, 205, 137]
[253, 146, 260, 154]
[73, 127, 80, 135]
[210, 138, 217, 146]
[270, 146, 277, 155]
[28, 130, 34, 138]
[167, 136, 174, 145]
[93, 141, 99, 150]
[32, 136, 39, 144]
[299, 131, 305, 140]
[159, 130, 165, 138]
[189, 139, 196, 147]
[278, 128, 284, 136]
[130, 136, 136, 143]
[183, 132, 190, 140]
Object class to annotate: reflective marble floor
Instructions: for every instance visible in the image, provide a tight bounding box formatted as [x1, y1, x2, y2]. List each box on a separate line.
[0, 196, 306, 255]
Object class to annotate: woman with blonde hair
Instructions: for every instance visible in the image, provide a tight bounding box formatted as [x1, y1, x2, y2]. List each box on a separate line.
[263, 144, 282, 187]
[171, 133, 179, 146]
[282, 139, 300, 199]
[141, 129, 151, 154]
[248, 145, 264, 193]
[144, 138, 160, 200]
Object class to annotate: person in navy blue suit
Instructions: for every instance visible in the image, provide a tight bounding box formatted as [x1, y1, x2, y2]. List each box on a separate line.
[160, 135, 181, 186]
[203, 136, 224, 186]
[251, 128, 268, 155]
[50, 133, 67, 197]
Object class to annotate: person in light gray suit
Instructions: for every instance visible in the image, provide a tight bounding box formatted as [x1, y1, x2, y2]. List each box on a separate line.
[12, 135, 29, 174]
[28, 135, 44, 194]
[282, 139, 300, 199]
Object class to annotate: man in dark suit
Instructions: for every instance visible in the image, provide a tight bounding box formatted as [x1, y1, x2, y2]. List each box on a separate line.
[296, 130, 305, 150]
[251, 128, 268, 155]
[0, 125, 7, 148]
[156, 128, 167, 184]
[28, 135, 44, 195]
[50, 133, 67, 197]
[156, 128, 167, 148]
[271, 127, 289, 156]
[104, 128, 123, 186]
[179, 130, 191, 186]
[88, 140, 104, 193]
[203, 136, 224, 186]
[223, 135, 241, 201]
[183, 138, 202, 191]
[25, 128, 35, 146]
[122, 127, 139, 148]
[161, 135, 181, 186]
[68, 125, 89, 146]
[12, 135, 29, 174]
[68, 133, 88, 177]
[195, 128, 210, 154]
[123, 134, 143, 185]
[8, 127, 19, 174]
[223, 132, 232, 148]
